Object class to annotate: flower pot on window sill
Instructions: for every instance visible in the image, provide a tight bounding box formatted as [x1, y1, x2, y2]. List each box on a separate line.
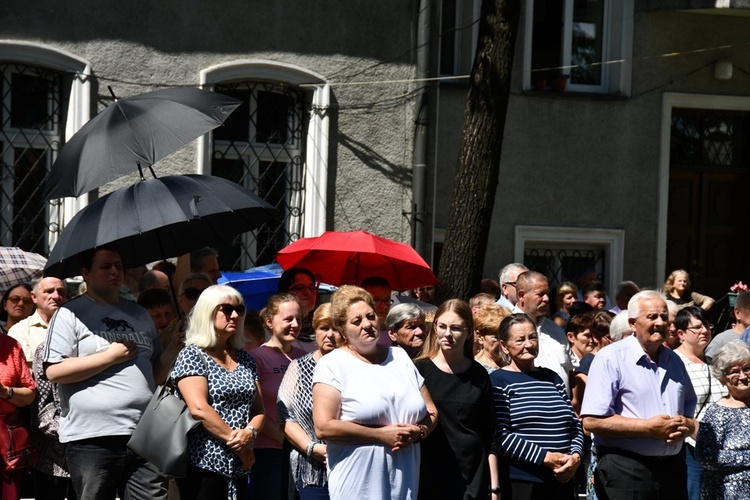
[532, 79, 547, 91]
[551, 74, 570, 92]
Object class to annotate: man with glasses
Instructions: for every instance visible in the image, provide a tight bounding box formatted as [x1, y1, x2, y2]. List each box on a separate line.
[361, 276, 396, 347]
[709, 291, 750, 360]
[581, 290, 697, 500]
[44, 246, 180, 500]
[496, 263, 528, 309]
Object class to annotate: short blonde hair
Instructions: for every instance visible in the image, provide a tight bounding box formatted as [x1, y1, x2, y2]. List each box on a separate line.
[473, 304, 511, 337]
[330, 285, 375, 334]
[185, 285, 247, 350]
[312, 302, 333, 330]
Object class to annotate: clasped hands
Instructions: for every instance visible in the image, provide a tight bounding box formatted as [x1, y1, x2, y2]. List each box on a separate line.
[227, 428, 256, 469]
[648, 414, 694, 444]
[380, 423, 423, 452]
[543, 451, 581, 483]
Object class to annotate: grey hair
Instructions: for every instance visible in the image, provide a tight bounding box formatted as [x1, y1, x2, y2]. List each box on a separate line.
[735, 292, 750, 311]
[385, 303, 425, 332]
[615, 280, 639, 297]
[32, 276, 65, 296]
[498, 263, 528, 285]
[711, 341, 750, 381]
[609, 311, 631, 341]
[627, 290, 667, 319]
[666, 300, 679, 319]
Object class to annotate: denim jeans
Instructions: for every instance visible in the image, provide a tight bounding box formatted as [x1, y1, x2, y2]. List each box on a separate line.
[296, 478, 330, 500]
[685, 444, 703, 500]
[66, 436, 168, 500]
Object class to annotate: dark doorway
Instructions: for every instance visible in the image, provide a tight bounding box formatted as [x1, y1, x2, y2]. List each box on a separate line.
[667, 108, 750, 300]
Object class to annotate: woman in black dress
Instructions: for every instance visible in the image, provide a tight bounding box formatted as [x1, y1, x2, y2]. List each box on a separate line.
[414, 299, 496, 499]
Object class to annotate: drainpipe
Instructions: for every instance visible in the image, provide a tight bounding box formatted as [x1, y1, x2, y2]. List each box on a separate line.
[412, 0, 431, 257]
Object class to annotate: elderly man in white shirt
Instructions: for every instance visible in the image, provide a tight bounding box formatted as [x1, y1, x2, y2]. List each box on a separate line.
[9, 276, 67, 364]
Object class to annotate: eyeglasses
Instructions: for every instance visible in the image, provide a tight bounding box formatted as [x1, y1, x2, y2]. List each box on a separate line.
[724, 366, 750, 380]
[373, 298, 393, 306]
[181, 287, 207, 300]
[7, 296, 33, 305]
[503, 281, 517, 288]
[435, 323, 468, 335]
[289, 285, 317, 294]
[217, 304, 246, 317]
[686, 323, 713, 333]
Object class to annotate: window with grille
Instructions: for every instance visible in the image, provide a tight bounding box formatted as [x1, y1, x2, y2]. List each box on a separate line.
[211, 81, 307, 271]
[524, 247, 606, 291]
[0, 63, 62, 255]
[671, 109, 750, 168]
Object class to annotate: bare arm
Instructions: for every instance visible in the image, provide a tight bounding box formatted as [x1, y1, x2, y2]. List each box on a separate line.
[282, 420, 327, 463]
[582, 414, 695, 443]
[312, 382, 418, 451]
[488, 453, 500, 500]
[570, 373, 587, 417]
[0, 385, 36, 407]
[45, 340, 137, 384]
[178, 375, 237, 442]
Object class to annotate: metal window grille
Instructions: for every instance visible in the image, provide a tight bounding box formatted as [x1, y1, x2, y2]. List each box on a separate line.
[671, 108, 750, 168]
[523, 247, 606, 291]
[0, 64, 63, 255]
[212, 81, 307, 271]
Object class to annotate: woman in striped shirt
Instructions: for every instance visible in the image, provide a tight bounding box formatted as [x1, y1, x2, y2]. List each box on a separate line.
[490, 313, 584, 499]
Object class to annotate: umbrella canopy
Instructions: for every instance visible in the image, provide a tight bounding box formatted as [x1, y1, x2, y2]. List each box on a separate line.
[0, 247, 46, 293]
[44, 174, 277, 279]
[219, 263, 338, 311]
[44, 87, 242, 200]
[275, 230, 438, 292]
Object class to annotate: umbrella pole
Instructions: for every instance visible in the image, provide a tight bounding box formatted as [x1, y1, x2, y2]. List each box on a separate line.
[153, 228, 183, 321]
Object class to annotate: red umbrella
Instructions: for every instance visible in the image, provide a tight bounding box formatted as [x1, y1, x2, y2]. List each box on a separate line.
[275, 230, 438, 292]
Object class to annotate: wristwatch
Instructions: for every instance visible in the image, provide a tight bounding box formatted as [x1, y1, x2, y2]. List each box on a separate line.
[246, 425, 258, 440]
[490, 486, 501, 495]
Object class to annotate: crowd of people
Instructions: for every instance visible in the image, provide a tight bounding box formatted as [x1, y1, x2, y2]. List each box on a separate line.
[1, 249, 749, 500]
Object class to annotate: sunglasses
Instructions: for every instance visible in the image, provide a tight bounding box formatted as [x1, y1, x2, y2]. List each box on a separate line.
[217, 303, 246, 317]
[7, 296, 33, 305]
[181, 287, 207, 300]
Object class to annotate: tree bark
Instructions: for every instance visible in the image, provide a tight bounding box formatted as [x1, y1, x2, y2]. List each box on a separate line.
[436, 0, 521, 302]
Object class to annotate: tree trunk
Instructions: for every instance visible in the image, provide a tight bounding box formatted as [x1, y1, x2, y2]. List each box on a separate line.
[435, 0, 521, 302]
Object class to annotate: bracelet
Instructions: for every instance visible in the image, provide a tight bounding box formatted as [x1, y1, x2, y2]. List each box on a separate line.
[414, 424, 427, 443]
[245, 425, 258, 440]
[4, 387, 13, 400]
[305, 441, 316, 458]
[490, 486, 501, 494]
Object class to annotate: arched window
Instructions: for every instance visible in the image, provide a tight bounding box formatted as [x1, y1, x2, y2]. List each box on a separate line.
[0, 42, 90, 255]
[200, 61, 329, 271]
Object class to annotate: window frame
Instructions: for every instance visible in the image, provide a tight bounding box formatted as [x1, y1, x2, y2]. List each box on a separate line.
[0, 42, 91, 252]
[522, 0, 633, 95]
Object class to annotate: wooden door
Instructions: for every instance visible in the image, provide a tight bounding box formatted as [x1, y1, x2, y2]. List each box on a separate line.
[667, 169, 750, 299]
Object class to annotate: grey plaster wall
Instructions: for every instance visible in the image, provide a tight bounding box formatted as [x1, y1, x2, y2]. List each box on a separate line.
[433, 8, 750, 290]
[1, 0, 420, 245]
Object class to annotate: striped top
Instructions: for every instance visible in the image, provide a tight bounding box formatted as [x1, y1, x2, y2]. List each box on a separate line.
[490, 367, 584, 484]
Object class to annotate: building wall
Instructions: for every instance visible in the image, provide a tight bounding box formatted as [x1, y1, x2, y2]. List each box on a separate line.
[433, 7, 750, 291]
[0, 0, 420, 248]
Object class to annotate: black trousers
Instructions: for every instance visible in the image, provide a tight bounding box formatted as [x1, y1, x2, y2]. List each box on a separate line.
[594, 446, 687, 500]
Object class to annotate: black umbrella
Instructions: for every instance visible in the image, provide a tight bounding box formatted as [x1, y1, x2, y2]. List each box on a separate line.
[44, 174, 277, 279]
[44, 87, 242, 200]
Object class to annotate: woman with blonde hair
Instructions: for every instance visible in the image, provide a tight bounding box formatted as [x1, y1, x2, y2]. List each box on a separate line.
[313, 286, 437, 499]
[172, 284, 265, 500]
[664, 269, 714, 311]
[415, 299, 496, 499]
[473, 304, 511, 373]
[553, 282, 578, 329]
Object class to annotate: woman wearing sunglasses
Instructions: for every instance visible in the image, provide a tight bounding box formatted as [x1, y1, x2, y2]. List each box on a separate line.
[250, 293, 307, 499]
[172, 285, 265, 500]
[0, 284, 35, 334]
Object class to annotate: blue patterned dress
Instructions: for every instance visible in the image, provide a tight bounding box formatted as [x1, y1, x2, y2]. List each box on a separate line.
[172, 345, 259, 488]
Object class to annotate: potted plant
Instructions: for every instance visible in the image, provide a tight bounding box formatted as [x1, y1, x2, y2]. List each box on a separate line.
[729, 281, 748, 307]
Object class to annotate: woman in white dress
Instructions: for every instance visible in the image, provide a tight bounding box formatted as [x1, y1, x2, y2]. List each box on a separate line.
[312, 285, 438, 500]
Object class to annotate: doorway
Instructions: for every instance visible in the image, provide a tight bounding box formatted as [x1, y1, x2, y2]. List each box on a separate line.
[667, 108, 750, 300]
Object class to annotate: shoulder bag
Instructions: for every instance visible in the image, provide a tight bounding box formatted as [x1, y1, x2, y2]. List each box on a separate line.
[0, 409, 35, 470]
[127, 355, 206, 477]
